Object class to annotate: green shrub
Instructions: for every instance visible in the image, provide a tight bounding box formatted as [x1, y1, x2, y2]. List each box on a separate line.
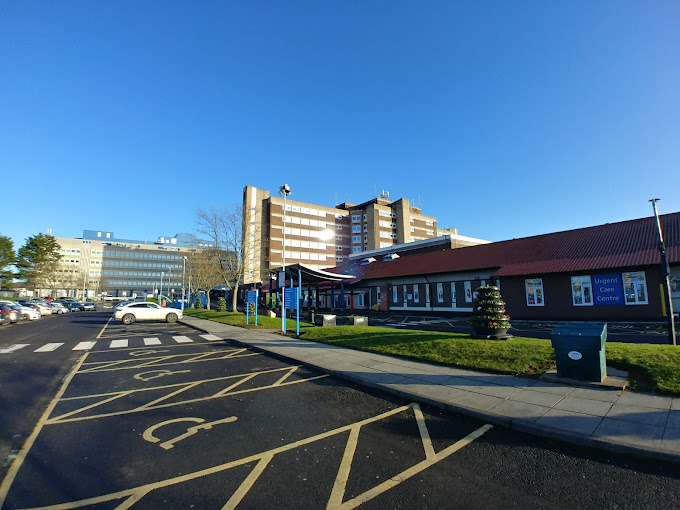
[216, 297, 227, 311]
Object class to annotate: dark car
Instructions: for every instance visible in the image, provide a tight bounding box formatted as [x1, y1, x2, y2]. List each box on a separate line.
[68, 302, 85, 312]
[0, 304, 13, 325]
[0, 303, 21, 324]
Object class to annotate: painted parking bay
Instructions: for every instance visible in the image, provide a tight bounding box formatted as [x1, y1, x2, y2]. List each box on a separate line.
[0, 338, 492, 509]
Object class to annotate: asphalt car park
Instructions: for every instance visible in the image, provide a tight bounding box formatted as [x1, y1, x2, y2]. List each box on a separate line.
[367, 313, 676, 344]
[0, 324, 497, 509]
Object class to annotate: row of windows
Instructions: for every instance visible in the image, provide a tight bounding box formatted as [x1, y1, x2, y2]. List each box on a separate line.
[280, 204, 328, 217]
[101, 261, 183, 269]
[283, 215, 327, 228]
[102, 251, 185, 260]
[280, 252, 328, 261]
[282, 227, 332, 241]
[283, 239, 327, 250]
[107, 281, 180, 287]
[101, 270, 182, 279]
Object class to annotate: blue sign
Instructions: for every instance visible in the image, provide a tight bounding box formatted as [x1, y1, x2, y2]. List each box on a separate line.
[284, 288, 299, 310]
[592, 274, 624, 306]
[246, 291, 258, 303]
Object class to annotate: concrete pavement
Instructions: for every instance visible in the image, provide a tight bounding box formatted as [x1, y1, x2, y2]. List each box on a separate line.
[180, 316, 680, 464]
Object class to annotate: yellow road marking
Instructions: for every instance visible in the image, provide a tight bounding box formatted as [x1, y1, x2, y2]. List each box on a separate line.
[16, 404, 492, 510]
[133, 369, 191, 382]
[47, 368, 328, 424]
[0, 353, 89, 508]
[143, 416, 238, 450]
[221, 454, 274, 510]
[95, 316, 113, 339]
[78, 349, 258, 374]
[334, 423, 494, 510]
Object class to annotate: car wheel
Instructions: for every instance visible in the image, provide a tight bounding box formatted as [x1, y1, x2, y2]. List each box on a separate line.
[166, 313, 178, 323]
[122, 313, 136, 325]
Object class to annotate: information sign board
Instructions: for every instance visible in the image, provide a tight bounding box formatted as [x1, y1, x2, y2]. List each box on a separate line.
[592, 274, 624, 306]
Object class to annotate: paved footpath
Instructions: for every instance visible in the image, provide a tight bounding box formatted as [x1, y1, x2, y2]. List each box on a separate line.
[180, 317, 680, 464]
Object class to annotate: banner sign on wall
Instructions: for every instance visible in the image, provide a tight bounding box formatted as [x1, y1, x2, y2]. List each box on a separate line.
[592, 274, 624, 306]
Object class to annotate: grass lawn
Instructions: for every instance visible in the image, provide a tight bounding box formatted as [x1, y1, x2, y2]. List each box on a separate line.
[184, 308, 312, 330]
[184, 309, 680, 396]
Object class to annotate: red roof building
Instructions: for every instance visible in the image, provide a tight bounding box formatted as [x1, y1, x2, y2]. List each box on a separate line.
[319, 213, 680, 321]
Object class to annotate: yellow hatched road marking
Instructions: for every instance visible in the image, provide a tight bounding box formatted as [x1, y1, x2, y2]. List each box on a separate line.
[16, 404, 492, 510]
[47, 367, 327, 424]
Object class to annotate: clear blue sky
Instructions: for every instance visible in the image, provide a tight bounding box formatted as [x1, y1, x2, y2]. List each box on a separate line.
[1, 1, 678, 249]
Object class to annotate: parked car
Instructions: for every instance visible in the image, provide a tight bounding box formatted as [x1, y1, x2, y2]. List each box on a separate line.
[48, 302, 69, 314]
[82, 302, 97, 311]
[68, 302, 85, 312]
[0, 303, 22, 323]
[114, 302, 182, 325]
[0, 301, 41, 321]
[30, 302, 53, 316]
[0, 304, 13, 325]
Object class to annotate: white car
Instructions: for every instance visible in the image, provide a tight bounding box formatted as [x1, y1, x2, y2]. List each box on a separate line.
[114, 302, 182, 325]
[31, 302, 53, 316]
[48, 302, 70, 314]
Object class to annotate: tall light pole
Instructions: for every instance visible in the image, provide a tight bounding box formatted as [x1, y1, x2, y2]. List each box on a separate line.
[160, 271, 164, 305]
[182, 256, 187, 312]
[650, 199, 676, 346]
[279, 184, 291, 332]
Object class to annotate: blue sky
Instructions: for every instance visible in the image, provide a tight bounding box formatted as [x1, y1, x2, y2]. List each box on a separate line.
[1, 1, 678, 249]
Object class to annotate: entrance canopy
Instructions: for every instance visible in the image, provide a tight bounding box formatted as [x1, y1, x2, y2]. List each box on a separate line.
[267, 263, 355, 285]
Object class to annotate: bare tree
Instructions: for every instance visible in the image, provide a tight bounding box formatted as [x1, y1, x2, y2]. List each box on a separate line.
[195, 206, 251, 312]
[185, 249, 222, 310]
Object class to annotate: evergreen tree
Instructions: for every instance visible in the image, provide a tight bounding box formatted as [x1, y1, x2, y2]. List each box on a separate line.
[15, 233, 62, 293]
[0, 234, 15, 289]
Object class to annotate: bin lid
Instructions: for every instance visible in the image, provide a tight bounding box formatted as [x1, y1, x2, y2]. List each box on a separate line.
[550, 322, 607, 341]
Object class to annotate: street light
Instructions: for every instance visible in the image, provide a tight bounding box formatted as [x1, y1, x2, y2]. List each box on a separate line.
[160, 271, 164, 304]
[650, 199, 677, 346]
[279, 183, 291, 332]
[182, 256, 187, 312]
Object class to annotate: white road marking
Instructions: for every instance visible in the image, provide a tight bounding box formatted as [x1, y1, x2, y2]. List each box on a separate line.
[0, 344, 30, 354]
[144, 338, 162, 345]
[34, 343, 64, 352]
[73, 341, 97, 351]
[172, 336, 193, 343]
[110, 340, 129, 348]
[200, 334, 221, 341]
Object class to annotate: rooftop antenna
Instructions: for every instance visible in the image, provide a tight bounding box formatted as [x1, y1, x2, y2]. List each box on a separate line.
[47, 228, 52, 235]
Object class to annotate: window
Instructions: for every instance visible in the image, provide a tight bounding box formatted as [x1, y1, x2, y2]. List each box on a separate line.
[352, 226, 361, 233]
[464, 281, 472, 303]
[352, 247, 362, 253]
[451, 282, 456, 304]
[571, 276, 593, 306]
[336, 256, 343, 262]
[352, 236, 361, 243]
[392, 286, 398, 302]
[437, 283, 444, 303]
[352, 215, 361, 222]
[413, 285, 419, 302]
[525, 279, 544, 306]
[377, 287, 381, 304]
[623, 272, 648, 304]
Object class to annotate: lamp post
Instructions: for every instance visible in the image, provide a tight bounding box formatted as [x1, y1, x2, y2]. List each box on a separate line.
[279, 183, 291, 332]
[182, 256, 187, 312]
[160, 272, 164, 305]
[650, 199, 676, 346]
